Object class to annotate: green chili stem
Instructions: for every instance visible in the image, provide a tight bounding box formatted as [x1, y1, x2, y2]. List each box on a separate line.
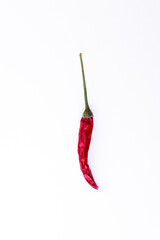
[79, 53, 89, 109]
[79, 53, 93, 118]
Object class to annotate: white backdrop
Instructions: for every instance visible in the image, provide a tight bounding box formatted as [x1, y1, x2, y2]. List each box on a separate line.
[0, 0, 160, 239]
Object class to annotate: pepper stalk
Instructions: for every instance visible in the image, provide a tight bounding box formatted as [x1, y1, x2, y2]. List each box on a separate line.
[79, 53, 93, 118]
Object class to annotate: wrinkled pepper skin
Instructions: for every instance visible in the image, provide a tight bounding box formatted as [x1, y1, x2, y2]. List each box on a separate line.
[78, 117, 98, 189]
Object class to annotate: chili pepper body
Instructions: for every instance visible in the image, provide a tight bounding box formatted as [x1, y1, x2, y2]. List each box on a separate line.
[78, 53, 98, 190]
[78, 117, 98, 189]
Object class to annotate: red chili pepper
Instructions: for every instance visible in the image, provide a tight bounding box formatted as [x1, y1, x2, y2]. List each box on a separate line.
[78, 53, 98, 190]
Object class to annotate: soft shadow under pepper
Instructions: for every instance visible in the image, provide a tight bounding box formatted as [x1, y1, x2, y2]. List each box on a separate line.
[78, 53, 98, 190]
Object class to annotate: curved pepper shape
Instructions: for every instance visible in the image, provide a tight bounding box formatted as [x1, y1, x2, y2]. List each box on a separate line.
[78, 53, 98, 190]
[78, 117, 98, 189]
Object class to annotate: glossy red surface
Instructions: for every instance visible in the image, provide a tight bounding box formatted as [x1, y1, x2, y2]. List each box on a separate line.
[78, 117, 98, 190]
